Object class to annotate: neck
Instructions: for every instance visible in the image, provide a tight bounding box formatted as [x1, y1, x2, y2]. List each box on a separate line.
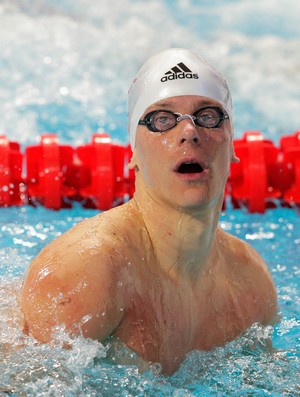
[132, 188, 223, 281]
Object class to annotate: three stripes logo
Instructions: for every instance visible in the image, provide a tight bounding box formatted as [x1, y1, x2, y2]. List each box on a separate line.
[160, 62, 198, 82]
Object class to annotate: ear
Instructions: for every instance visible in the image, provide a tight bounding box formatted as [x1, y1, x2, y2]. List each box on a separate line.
[128, 149, 139, 170]
[231, 152, 240, 163]
[229, 140, 240, 163]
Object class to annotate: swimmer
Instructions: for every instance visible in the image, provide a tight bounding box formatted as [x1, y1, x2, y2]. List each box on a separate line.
[20, 48, 278, 375]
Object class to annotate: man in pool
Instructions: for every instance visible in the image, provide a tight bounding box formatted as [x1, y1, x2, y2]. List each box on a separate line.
[20, 48, 278, 375]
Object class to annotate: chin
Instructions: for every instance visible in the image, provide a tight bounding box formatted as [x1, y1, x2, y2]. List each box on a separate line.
[175, 197, 212, 211]
[176, 190, 223, 211]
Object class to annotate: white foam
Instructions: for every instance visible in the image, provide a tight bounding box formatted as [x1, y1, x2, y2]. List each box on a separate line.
[0, 0, 299, 144]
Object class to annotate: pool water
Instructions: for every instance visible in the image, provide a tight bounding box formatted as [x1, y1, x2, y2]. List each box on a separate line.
[0, 205, 299, 396]
[0, 0, 299, 395]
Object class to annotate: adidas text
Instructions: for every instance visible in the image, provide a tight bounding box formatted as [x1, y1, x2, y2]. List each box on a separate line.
[161, 72, 198, 82]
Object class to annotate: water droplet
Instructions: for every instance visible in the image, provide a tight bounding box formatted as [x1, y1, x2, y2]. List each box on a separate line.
[59, 86, 69, 96]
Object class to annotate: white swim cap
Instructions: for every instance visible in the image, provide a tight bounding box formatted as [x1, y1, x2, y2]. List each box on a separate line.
[128, 48, 233, 147]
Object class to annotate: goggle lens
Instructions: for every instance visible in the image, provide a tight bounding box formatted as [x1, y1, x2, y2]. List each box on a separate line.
[152, 112, 177, 131]
[139, 107, 228, 133]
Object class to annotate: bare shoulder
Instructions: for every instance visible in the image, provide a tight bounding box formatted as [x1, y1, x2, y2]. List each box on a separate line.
[20, 202, 138, 343]
[218, 228, 278, 324]
[220, 228, 269, 272]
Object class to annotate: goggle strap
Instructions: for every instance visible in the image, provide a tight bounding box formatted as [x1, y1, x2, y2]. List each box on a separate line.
[176, 114, 197, 126]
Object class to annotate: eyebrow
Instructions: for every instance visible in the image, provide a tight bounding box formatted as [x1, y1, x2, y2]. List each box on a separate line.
[146, 99, 222, 111]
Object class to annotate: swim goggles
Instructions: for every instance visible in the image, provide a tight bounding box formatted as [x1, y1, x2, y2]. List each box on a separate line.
[138, 106, 229, 133]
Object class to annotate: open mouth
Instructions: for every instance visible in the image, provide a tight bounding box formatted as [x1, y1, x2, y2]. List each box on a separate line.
[177, 162, 204, 174]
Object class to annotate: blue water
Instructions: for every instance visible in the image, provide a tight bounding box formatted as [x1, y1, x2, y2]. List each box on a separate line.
[0, 0, 299, 395]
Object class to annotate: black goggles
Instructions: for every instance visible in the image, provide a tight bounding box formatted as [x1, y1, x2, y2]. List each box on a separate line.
[138, 106, 229, 133]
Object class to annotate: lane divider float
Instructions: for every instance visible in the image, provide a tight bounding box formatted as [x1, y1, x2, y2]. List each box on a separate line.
[0, 131, 299, 213]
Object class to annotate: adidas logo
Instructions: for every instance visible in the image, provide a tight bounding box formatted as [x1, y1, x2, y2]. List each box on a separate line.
[161, 62, 198, 82]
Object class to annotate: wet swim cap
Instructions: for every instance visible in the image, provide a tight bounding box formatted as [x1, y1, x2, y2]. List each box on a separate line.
[128, 48, 233, 147]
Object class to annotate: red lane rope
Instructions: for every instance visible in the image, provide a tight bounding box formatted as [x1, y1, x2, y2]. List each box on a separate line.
[0, 131, 299, 213]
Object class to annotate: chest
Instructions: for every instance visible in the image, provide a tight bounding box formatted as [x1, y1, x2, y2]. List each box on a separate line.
[114, 273, 263, 373]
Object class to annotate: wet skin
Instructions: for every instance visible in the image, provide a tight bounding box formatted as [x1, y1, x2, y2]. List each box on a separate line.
[20, 96, 278, 375]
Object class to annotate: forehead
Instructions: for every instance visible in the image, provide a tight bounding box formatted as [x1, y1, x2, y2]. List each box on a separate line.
[144, 95, 223, 114]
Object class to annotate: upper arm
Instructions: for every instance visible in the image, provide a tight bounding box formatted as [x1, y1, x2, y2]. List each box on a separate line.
[243, 241, 279, 325]
[225, 231, 279, 326]
[21, 223, 124, 343]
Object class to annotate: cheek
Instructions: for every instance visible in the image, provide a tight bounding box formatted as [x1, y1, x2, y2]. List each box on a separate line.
[209, 127, 231, 144]
[135, 138, 159, 180]
[208, 129, 233, 158]
[136, 130, 168, 162]
[216, 145, 233, 182]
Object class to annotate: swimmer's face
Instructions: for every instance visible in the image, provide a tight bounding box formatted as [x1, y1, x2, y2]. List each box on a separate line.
[130, 95, 237, 210]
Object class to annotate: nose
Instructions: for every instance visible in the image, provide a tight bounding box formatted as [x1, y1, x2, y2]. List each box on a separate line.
[176, 114, 200, 145]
